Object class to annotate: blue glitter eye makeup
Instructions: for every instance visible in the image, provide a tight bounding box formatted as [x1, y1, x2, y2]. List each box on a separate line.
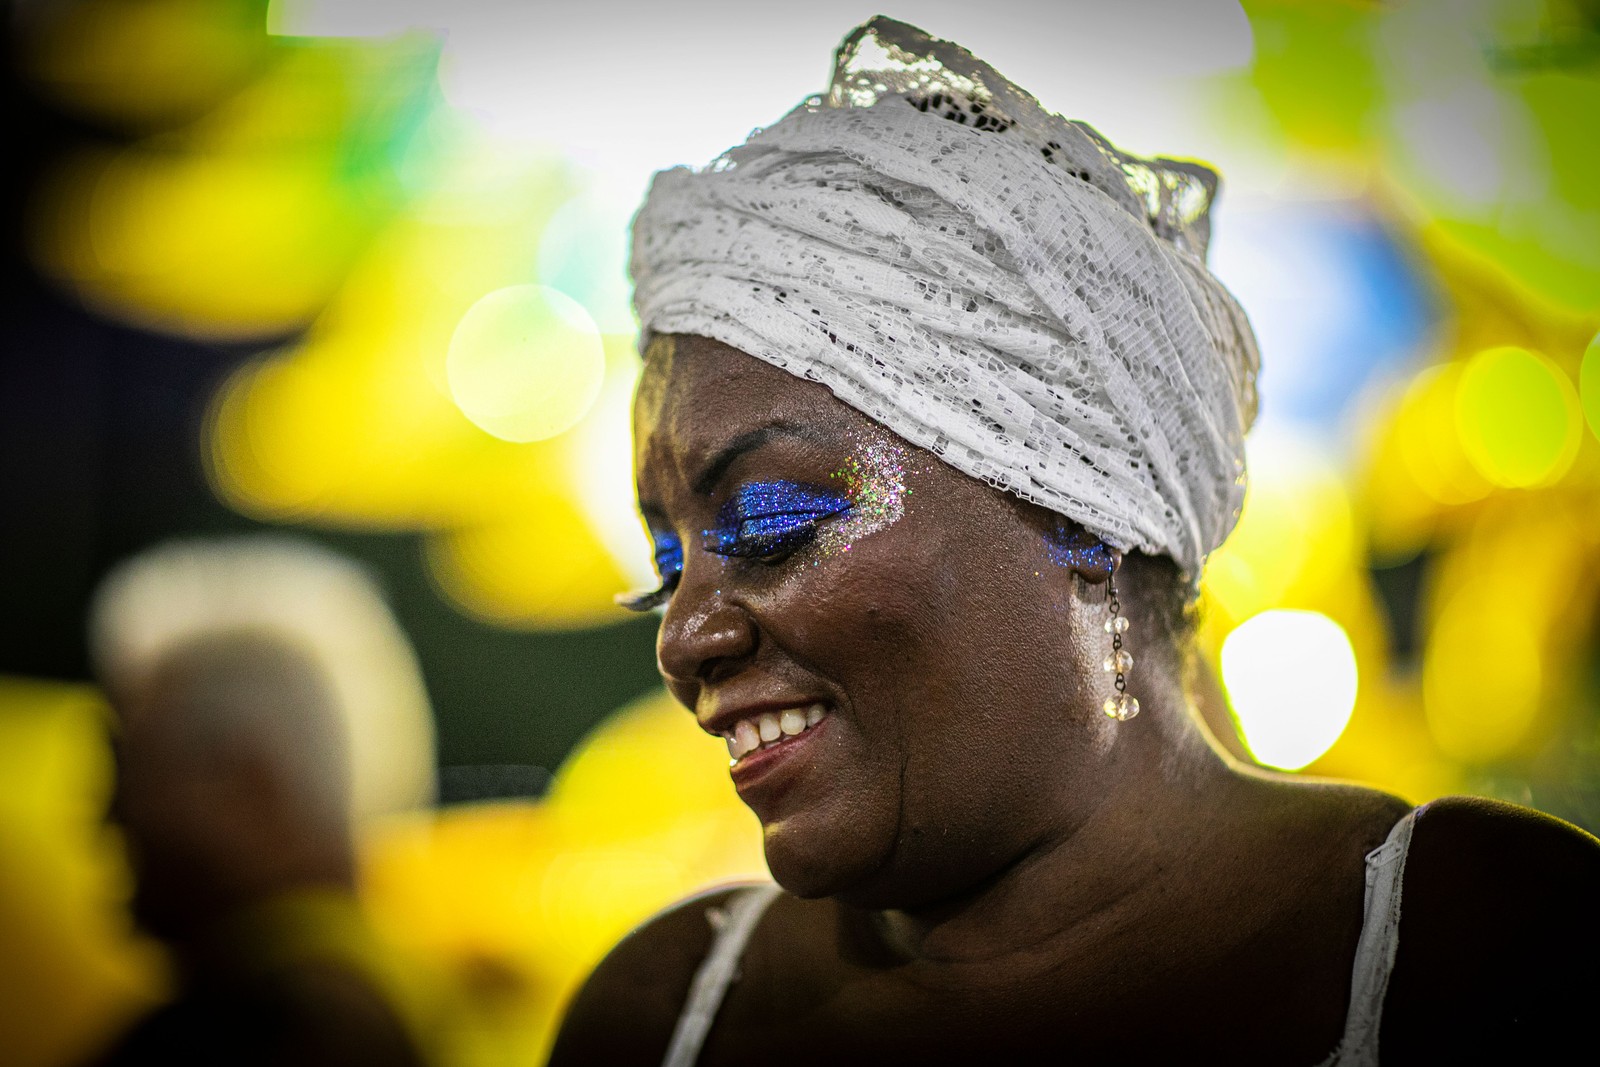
[618, 446, 908, 611]
[653, 529, 684, 582]
[618, 529, 684, 612]
[703, 480, 852, 559]
[1044, 522, 1116, 573]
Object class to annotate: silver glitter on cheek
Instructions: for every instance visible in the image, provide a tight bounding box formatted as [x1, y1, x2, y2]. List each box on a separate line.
[813, 436, 910, 559]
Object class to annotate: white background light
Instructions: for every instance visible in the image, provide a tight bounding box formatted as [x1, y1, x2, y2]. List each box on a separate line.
[270, 0, 1255, 199]
[1220, 609, 1359, 770]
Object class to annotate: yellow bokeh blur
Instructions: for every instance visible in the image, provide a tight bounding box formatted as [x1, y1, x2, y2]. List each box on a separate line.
[1392, 364, 1495, 508]
[425, 492, 631, 631]
[0, 679, 165, 1067]
[188, 129, 661, 627]
[540, 691, 766, 971]
[363, 690, 763, 1064]
[0, 674, 765, 1067]
[32, 145, 364, 338]
[1423, 584, 1543, 764]
[1454, 346, 1582, 489]
[26, 27, 439, 341]
[1581, 331, 1600, 443]
[1201, 432, 1359, 631]
[1418, 495, 1600, 767]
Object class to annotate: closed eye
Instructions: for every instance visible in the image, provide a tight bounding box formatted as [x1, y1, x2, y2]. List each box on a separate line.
[703, 480, 851, 560]
[620, 481, 852, 611]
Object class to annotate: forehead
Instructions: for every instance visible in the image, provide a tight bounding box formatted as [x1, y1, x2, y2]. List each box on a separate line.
[633, 335, 859, 489]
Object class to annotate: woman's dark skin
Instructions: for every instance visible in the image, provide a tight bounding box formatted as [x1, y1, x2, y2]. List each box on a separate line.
[550, 335, 1600, 1066]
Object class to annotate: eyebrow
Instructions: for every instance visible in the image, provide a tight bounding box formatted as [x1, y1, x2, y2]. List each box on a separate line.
[690, 422, 827, 495]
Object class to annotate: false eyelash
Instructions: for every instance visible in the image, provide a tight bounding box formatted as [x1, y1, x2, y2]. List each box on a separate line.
[616, 585, 672, 613]
[619, 530, 683, 612]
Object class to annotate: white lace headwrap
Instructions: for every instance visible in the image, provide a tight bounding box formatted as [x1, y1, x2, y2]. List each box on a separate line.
[632, 17, 1259, 578]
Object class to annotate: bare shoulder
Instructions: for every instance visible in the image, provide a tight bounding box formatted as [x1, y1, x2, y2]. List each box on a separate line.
[1398, 795, 1600, 959]
[545, 884, 751, 1067]
[1403, 795, 1600, 904]
[1382, 796, 1600, 1061]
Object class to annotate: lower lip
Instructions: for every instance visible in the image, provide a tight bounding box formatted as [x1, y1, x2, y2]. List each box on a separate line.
[729, 714, 831, 792]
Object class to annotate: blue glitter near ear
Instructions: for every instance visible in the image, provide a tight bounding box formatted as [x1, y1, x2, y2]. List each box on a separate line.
[1044, 523, 1115, 573]
[704, 480, 852, 558]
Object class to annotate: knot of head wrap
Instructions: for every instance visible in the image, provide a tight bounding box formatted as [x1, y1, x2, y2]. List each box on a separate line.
[631, 17, 1259, 580]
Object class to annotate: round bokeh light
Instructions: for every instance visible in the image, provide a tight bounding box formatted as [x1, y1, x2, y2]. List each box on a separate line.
[1581, 331, 1600, 444]
[1220, 609, 1359, 771]
[1454, 345, 1582, 489]
[447, 284, 605, 443]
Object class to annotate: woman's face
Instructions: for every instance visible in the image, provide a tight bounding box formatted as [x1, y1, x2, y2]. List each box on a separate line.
[633, 335, 1120, 906]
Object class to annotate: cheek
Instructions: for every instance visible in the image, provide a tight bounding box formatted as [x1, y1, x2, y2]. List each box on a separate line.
[747, 503, 1112, 897]
[810, 518, 1098, 764]
[765, 542, 947, 688]
[764, 511, 1071, 744]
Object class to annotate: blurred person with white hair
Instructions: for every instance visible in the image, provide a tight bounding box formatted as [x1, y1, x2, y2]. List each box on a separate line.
[83, 536, 439, 1067]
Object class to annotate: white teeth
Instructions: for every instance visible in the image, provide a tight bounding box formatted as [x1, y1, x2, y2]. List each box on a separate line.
[734, 720, 760, 758]
[723, 704, 831, 763]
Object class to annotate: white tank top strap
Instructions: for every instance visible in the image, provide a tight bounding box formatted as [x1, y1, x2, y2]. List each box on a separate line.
[661, 882, 783, 1067]
[1319, 807, 1419, 1067]
[662, 813, 1419, 1067]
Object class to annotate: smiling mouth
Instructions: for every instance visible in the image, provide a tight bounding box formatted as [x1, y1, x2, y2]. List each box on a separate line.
[723, 703, 829, 763]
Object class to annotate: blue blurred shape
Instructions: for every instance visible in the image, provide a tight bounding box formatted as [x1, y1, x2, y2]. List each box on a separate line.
[1211, 199, 1436, 431]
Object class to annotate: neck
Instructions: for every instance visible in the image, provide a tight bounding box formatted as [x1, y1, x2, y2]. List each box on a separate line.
[857, 687, 1249, 970]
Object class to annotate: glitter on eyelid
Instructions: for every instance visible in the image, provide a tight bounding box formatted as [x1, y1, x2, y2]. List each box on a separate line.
[814, 436, 908, 558]
[654, 529, 684, 576]
[702, 480, 851, 557]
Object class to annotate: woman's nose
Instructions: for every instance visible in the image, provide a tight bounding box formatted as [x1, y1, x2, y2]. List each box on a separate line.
[656, 568, 757, 691]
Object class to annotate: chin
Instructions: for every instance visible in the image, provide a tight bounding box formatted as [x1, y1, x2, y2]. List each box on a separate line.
[760, 813, 924, 907]
[764, 818, 998, 912]
[759, 814, 884, 900]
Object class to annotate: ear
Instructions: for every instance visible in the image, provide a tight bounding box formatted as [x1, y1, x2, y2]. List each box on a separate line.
[1044, 521, 1121, 585]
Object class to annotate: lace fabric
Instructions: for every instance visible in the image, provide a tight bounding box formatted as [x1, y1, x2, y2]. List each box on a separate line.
[632, 16, 1260, 576]
[1319, 809, 1417, 1067]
